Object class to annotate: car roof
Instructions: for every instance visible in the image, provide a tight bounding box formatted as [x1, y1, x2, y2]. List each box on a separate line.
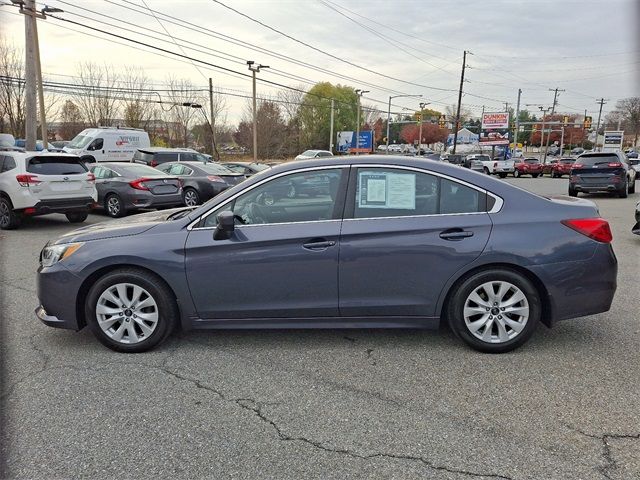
[4, 151, 81, 160]
[136, 147, 198, 153]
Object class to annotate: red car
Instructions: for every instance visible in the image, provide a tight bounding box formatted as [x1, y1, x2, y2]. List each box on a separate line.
[513, 158, 543, 178]
[550, 157, 576, 178]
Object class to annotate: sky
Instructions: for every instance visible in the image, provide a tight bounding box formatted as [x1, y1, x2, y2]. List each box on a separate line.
[1, 0, 638, 125]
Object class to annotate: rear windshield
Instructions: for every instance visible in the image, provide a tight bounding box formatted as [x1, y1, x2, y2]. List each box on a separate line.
[112, 164, 165, 177]
[198, 163, 237, 175]
[133, 151, 155, 163]
[473, 155, 490, 161]
[577, 153, 619, 166]
[525, 159, 539, 163]
[27, 156, 87, 175]
[560, 158, 576, 164]
[250, 163, 270, 171]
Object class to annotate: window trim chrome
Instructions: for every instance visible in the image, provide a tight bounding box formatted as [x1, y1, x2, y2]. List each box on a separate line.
[187, 165, 350, 230]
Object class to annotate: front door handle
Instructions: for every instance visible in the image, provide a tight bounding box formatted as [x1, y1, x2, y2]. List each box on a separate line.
[439, 229, 474, 240]
[303, 238, 336, 250]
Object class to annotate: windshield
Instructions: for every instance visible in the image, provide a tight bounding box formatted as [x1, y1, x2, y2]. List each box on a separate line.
[249, 163, 270, 171]
[67, 134, 93, 149]
[198, 163, 237, 175]
[577, 154, 620, 166]
[300, 150, 317, 156]
[113, 164, 166, 177]
[560, 159, 576, 164]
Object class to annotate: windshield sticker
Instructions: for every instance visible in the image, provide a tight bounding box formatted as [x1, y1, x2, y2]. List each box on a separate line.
[358, 171, 416, 209]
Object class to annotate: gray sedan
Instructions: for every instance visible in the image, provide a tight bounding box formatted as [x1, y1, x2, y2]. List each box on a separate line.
[37, 156, 616, 354]
[90, 163, 183, 217]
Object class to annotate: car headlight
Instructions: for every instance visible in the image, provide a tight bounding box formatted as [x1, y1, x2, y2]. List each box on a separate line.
[40, 242, 84, 267]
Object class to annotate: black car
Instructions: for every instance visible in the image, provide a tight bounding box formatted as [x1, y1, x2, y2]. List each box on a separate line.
[156, 161, 245, 206]
[132, 148, 210, 167]
[569, 152, 637, 198]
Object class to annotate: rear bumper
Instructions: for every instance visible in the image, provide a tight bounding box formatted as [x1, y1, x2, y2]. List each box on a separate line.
[22, 197, 95, 215]
[126, 192, 184, 209]
[530, 243, 617, 323]
[571, 183, 621, 192]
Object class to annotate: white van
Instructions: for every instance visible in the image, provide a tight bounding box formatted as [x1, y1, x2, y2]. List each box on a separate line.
[63, 127, 150, 162]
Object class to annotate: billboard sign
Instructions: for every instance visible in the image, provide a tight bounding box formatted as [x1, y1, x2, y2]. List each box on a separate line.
[480, 111, 510, 146]
[337, 131, 373, 154]
[481, 112, 510, 130]
[602, 130, 624, 152]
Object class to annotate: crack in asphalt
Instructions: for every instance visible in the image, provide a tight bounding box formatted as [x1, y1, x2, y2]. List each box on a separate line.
[365, 348, 377, 366]
[562, 422, 640, 479]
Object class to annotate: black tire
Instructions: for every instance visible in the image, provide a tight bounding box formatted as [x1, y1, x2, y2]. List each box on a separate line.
[85, 268, 178, 353]
[532, 173, 539, 178]
[513, 170, 520, 178]
[0, 196, 21, 230]
[65, 211, 89, 223]
[183, 188, 200, 207]
[619, 181, 628, 198]
[105, 194, 126, 218]
[447, 269, 540, 353]
[483, 167, 490, 175]
[568, 187, 578, 197]
[498, 173, 507, 178]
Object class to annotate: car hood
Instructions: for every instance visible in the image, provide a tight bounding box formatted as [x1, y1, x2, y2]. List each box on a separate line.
[51, 207, 192, 244]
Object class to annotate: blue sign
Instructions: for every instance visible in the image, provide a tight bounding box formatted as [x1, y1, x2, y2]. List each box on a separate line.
[337, 131, 373, 153]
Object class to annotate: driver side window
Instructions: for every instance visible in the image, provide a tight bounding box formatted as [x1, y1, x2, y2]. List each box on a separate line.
[203, 168, 344, 227]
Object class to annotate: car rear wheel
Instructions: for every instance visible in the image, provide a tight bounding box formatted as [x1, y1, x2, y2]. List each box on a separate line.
[183, 188, 200, 207]
[513, 170, 520, 178]
[447, 269, 540, 353]
[618, 181, 628, 198]
[85, 268, 178, 353]
[568, 187, 578, 197]
[532, 174, 539, 178]
[65, 211, 89, 223]
[498, 173, 507, 178]
[0, 196, 21, 230]
[105, 194, 125, 218]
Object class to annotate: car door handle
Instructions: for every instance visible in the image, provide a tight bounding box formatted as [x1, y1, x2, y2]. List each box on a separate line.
[303, 239, 336, 250]
[439, 229, 474, 240]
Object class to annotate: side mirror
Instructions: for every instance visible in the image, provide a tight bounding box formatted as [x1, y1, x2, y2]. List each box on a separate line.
[213, 210, 235, 240]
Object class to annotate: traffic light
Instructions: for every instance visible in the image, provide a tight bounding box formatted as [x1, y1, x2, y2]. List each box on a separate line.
[532, 124, 537, 133]
[438, 115, 446, 128]
[583, 116, 592, 129]
[563, 115, 569, 126]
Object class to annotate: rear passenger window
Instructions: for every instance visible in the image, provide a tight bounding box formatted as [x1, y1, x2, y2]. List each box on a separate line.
[353, 168, 484, 219]
[27, 156, 87, 175]
[155, 153, 179, 164]
[2, 156, 15, 172]
[180, 153, 197, 162]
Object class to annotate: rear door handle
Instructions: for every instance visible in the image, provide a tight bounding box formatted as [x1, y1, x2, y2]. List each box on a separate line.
[439, 229, 474, 240]
[303, 239, 336, 250]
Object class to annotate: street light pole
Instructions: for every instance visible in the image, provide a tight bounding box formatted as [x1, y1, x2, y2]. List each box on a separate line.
[247, 61, 269, 162]
[329, 98, 335, 153]
[386, 94, 422, 154]
[355, 89, 368, 155]
[417, 102, 429, 156]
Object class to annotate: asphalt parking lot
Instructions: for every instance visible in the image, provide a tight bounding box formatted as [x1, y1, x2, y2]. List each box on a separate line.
[1, 176, 639, 480]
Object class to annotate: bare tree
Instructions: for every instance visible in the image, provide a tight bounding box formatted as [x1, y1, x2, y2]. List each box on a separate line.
[121, 67, 154, 129]
[57, 99, 85, 140]
[362, 103, 383, 127]
[615, 97, 640, 146]
[0, 36, 26, 137]
[164, 76, 203, 148]
[72, 62, 121, 126]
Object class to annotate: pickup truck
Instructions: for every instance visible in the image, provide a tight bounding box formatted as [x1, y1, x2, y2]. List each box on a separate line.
[478, 157, 515, 178]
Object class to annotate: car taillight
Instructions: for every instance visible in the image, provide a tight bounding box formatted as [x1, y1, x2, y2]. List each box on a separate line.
[207, 175, 224, 182]
[561, 218, 612, 243]
[16, 174, 41, 186]
[150, 160, 158, 167]
[493, 162, 498, 168]
[129, 178, 150, 190]
[87, 172, 96, 182]
[607, 162, 622, 167]
[572, 163, 583, 168]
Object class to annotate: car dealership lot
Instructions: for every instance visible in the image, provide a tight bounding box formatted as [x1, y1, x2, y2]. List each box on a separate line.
[2, 177, 639, 479]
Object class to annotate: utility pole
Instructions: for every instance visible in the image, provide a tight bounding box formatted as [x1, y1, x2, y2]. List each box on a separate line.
[386, 94, 421, 154]
[538, 106, 550, 160]
[583, 109, 588, 149]
[32, 17, 47, 149]
[513, 89, 522, 155]
[24, 0, 37, 151]
[208, 78, 219, 161]
[329, 98, 335, 153]
[595, 98, 607, 152]
[452, 50, 470, 154]
[543, 87, 564, 163]
[417, 102, 429, 156]
[247, 61, 269, 162]
[355, 89, 368, 155]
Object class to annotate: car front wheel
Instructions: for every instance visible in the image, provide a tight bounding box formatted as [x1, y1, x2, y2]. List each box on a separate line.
[618, 181, 628, 198]
[447, 269, 540, 353]
[85, 268, 178, 353]
[513, 170, 520, 178]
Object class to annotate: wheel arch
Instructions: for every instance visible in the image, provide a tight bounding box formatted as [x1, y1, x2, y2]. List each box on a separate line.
[75, 264, 183, 330]
[438, 262, 553, 328]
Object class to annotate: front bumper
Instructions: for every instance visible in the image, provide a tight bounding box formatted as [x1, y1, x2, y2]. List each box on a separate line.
[36, 265, 84, 330]
[35, 305, 77, 329]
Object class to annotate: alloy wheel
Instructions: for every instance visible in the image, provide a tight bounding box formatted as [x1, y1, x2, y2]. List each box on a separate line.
[107, 197, 121, 216]
[184, 189, 199, 206]
[463, 281, 529, 344]
[0, 201, 9, 228]
[95, 283, 159, 344]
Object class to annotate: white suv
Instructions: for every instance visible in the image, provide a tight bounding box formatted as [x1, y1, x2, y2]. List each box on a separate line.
[0, 151, 97, 230]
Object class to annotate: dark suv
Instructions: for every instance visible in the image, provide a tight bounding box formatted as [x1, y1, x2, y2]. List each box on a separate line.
[569, 151, 637, 198]
[132, 148, 209, 167]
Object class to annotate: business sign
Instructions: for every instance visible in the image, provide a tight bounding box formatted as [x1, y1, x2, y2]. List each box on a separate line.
[337, 131, 373, 154]
[481, 112, 510, 130]
[602, 130, 624, 151]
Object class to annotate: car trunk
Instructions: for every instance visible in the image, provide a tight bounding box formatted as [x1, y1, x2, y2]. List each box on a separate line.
[25, 156, 94, 200]
[138, 177, 181, 195]
[573, 165, 625, 184]
[218, 174, 245, 186]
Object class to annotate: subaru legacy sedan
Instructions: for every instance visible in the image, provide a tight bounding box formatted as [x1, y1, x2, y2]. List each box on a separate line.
[36, 156, 617, 354]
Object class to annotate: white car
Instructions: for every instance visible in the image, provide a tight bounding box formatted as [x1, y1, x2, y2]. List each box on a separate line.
[64, 127, 150, 163]
[294, 149, 334, 161]
[0, 151, 97, 230]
